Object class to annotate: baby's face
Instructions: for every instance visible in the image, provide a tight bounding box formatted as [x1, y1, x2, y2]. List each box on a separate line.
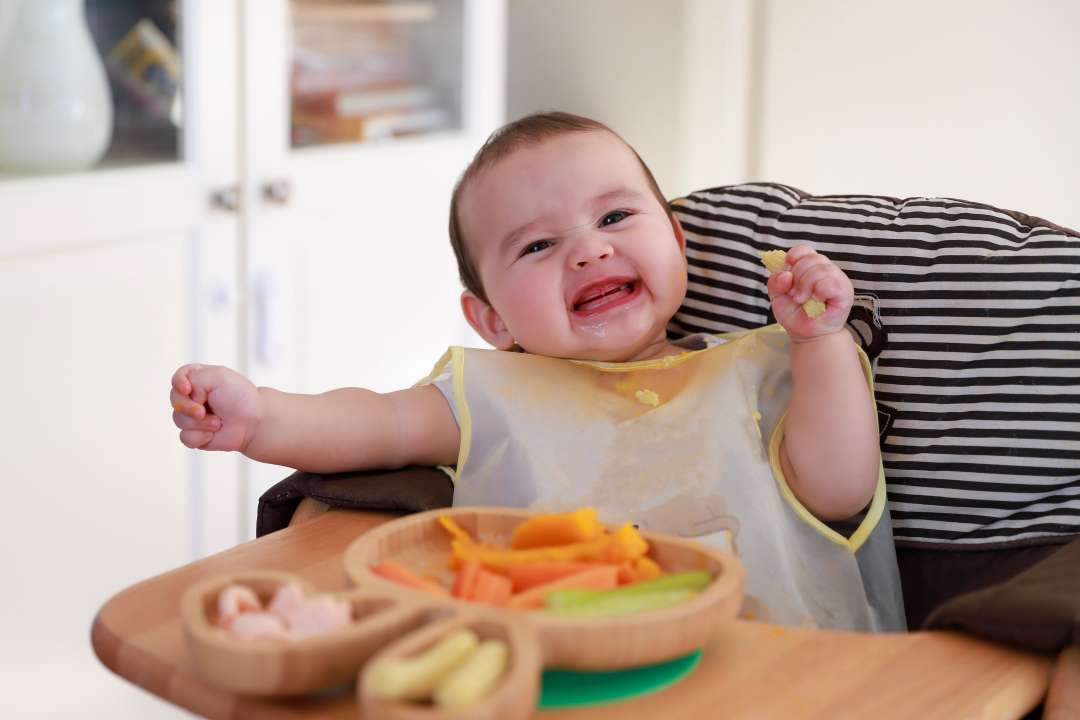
[458, 131, 687, 362]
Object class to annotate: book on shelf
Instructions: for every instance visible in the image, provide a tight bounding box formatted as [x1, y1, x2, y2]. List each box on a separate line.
[292, 83, 436, 118]
[292, 106, 450, 145]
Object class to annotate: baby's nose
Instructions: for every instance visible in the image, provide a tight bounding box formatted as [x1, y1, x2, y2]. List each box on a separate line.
[569, 234, 614, 268]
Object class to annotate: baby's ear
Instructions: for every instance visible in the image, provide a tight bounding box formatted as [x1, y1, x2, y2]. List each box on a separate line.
[461, 291, 515, 350]
[669, 211, 686, 253]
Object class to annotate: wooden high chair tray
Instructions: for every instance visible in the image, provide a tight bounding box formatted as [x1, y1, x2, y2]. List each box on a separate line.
[92, 509, 1052, 719]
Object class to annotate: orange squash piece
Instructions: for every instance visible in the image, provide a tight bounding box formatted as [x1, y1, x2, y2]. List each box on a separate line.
[510, 507, 602, 549]
[438, 515, 475, 544]
[452, 522, 649, 572]
[632, 556, 663, 582]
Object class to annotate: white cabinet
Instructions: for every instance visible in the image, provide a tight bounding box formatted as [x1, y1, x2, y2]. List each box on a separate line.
[0, 1, 503, 715]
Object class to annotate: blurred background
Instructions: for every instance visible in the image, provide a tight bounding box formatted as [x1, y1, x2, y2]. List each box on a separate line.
[1, 0, 1077, 715]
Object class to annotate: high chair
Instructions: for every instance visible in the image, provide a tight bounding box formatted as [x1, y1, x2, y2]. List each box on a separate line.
[257, 183, 1080, 713]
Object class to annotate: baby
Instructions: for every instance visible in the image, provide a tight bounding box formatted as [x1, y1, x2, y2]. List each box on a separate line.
[171, 112, 904, 631]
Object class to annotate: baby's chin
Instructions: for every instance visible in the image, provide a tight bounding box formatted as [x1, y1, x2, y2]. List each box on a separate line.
[522, 330, 669, 363]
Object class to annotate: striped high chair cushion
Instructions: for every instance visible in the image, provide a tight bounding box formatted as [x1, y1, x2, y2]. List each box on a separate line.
[668, 183, 1080, 548]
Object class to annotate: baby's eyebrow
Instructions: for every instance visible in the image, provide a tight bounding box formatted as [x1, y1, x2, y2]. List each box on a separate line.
[590, 187, 642, 206]
[500, 187, 644, 253]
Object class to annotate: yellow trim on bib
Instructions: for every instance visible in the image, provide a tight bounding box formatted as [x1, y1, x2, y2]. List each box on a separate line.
[568, 325, 767, 373]
[450, 347, 472, 479]
[415, 348, 454, 386]
[416, 347, 472, 483]
[766, 345, 886, 552]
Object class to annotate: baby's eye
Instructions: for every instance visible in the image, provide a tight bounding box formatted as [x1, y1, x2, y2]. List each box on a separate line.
[520, 239, 553, 257]
[599, 210, 631, 227]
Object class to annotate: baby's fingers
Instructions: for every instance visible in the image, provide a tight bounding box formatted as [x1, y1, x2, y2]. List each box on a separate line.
[179, 429, 214, 449]
[766, 268, 794, 300]
[173, 409, 222, 433]
[171, 363, 202, 396]
[170, 388, 206, 420]
[791, 261, 836, 304]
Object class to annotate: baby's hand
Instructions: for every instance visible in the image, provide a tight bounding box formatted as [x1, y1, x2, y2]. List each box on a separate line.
[170, 364, 260, 451]
[765, 244, 853, 341]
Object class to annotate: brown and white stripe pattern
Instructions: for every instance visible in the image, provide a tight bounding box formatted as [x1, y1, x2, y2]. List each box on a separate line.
[668, 183, 1080, 547]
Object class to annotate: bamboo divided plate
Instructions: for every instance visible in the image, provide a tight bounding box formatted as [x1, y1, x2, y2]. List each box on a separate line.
[181, 507, 743, 719]
[344, 507, 744, 720]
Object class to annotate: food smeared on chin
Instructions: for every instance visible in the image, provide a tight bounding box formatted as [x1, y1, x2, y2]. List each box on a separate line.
[214, 582, 351, 640]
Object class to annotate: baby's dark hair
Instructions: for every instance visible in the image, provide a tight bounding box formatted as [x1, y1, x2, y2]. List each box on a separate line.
[448, 111, 670, 303]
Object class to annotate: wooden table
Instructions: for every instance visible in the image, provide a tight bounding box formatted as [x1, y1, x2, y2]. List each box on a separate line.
[93, 509, 1053, 719]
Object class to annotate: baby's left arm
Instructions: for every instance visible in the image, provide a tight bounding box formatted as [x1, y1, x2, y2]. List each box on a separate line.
[766, 245, 880, 520]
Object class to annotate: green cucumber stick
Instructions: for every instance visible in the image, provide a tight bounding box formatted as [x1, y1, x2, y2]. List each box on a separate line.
[545, 570, 713, 611]
[547, 588, 697, 617]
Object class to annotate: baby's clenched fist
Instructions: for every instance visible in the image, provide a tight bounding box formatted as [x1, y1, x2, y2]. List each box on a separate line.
[764, 244, 854, 342]
[170, 363, 260, 452]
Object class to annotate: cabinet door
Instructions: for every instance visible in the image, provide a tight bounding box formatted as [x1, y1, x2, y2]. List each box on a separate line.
[0, 2, 241, 715]
[237, 0, 505, 517]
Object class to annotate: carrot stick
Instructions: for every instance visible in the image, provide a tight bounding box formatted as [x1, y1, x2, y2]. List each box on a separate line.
[507, 565, 620, 610]
[508, 561, 614, 592]
[469, 567, 512, 606]
[371, 560, 450, 597]
[452, 558, 483, 599]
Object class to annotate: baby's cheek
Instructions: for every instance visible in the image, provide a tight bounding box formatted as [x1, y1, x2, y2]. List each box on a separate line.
[507, 283, 559, 333]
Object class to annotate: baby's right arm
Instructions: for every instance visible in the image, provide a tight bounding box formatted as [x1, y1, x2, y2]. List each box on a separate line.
[169, 364, 460, 473]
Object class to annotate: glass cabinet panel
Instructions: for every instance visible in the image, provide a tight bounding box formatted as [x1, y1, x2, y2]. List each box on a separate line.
[289, 0, 463, 148]
[88, 0, 183, 167]
[0, 0, 182, 178]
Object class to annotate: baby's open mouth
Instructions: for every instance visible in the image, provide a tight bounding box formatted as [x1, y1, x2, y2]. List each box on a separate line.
[572, 279, 639, 314]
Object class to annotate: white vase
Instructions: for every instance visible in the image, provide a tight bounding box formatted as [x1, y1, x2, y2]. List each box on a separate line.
[0, 0, 113, 172]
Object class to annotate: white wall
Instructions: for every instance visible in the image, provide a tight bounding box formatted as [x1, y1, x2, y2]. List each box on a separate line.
[507, 0, 1080, 229]
[754, 0, 1080, 228]
[506, 0, 689, 197]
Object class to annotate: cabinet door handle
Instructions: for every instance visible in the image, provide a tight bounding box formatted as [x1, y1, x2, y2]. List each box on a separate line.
[253, 272, 282, 368]
[262, 178, 292, 205]
[210, 185, 240, 212]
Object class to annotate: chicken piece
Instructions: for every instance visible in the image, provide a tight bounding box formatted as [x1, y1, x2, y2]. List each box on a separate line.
[216, 584, 262, 628]
[267, 582, 306, 617]
[227, 611, 289, 640]
[281, 595, 352, 639]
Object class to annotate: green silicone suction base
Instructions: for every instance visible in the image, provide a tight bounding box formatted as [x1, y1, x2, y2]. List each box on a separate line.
[538, 649, 702, 709]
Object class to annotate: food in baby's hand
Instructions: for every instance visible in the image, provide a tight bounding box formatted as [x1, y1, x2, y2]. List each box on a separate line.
[214, 582, 351, 640]
[760, 249, 788, 274]
[367, 628, 480, 701]
[760, 248, 827, 318]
